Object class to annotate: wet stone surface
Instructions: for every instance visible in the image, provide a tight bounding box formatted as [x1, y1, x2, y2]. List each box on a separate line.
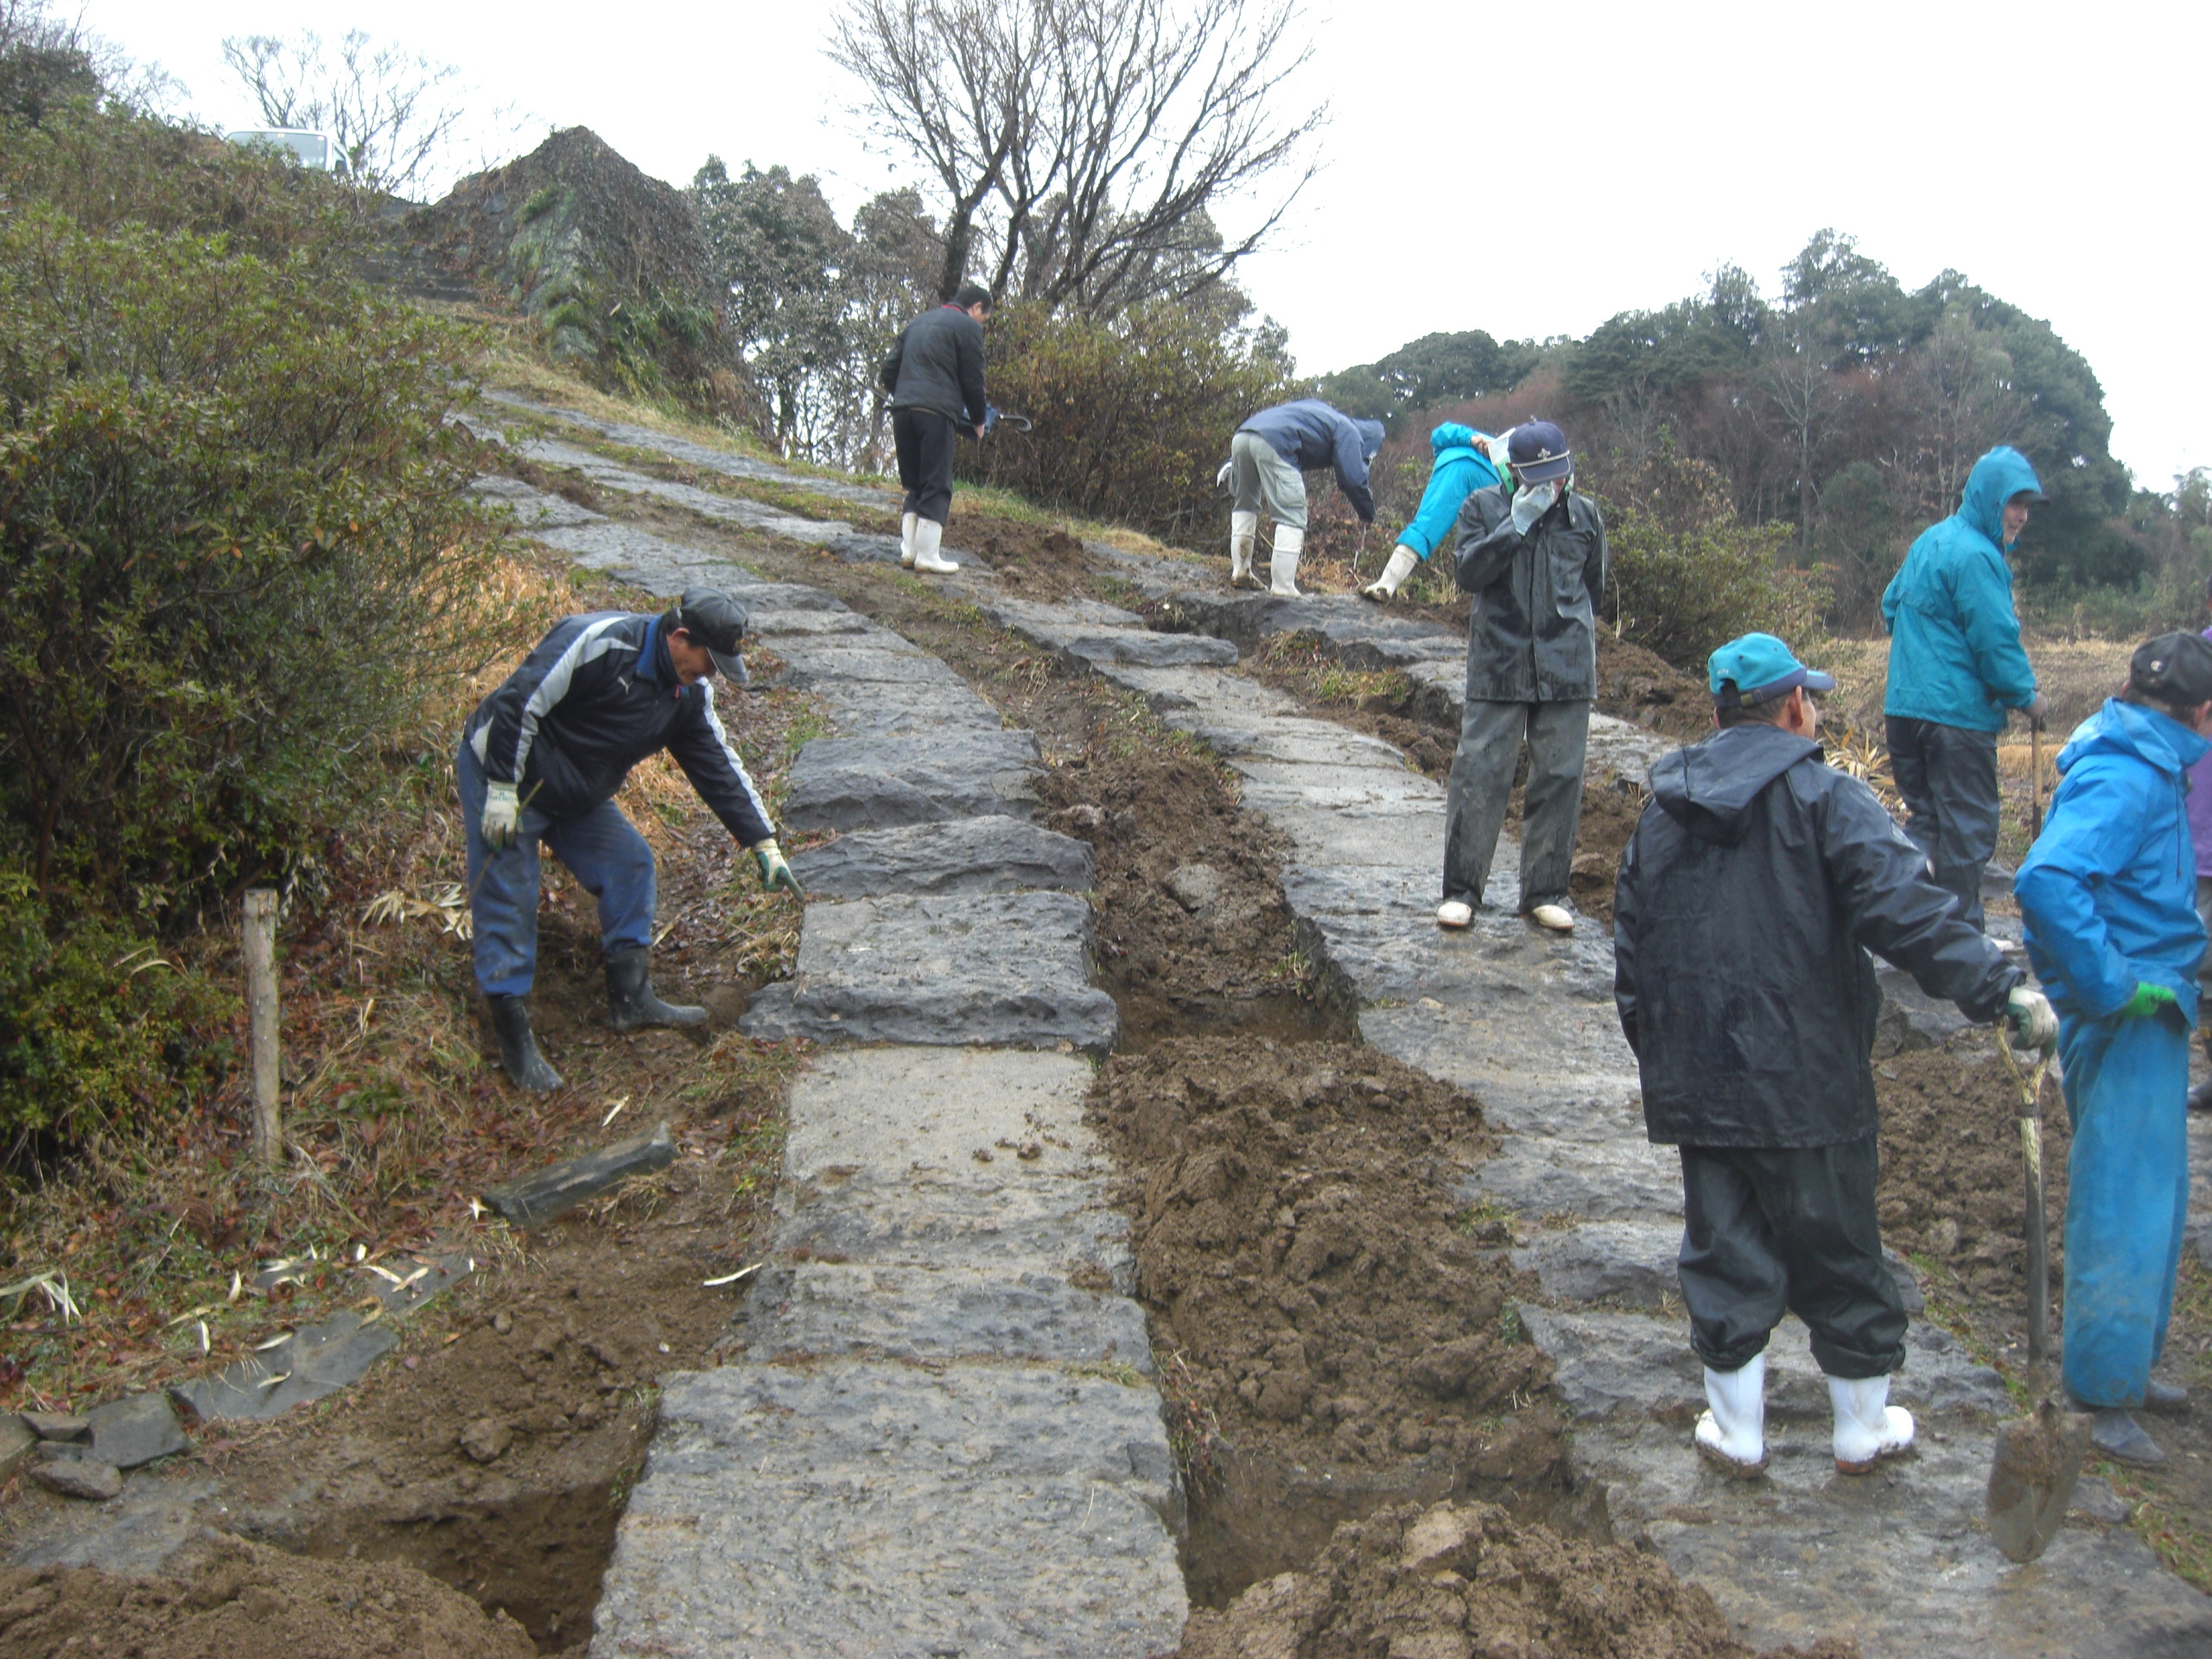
[788, 815, 1092, 898]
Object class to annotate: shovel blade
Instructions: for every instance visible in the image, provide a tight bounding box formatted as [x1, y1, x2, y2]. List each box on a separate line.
[1986, 1398, 2095, 1563]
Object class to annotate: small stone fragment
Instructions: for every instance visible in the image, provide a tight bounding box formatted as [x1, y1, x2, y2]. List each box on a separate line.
[29, 1459, 122, 1500]
[460, 1416, 513, 1464]
[21, 1411, 88, 1442]
[0, 1415, 35, 1481]
[492, 1310, 513, 1336]
[1165, 863, 1224, 913]
[86, 1393, 187, 1470]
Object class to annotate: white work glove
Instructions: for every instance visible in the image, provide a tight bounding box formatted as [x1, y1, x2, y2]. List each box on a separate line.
[481, 780, 520, 850]
[1215, 459, 1233, 490]
[753, 837, 804, 899]
[1510, 480, 1558, 536]
[2005, 985, 2057, 1050]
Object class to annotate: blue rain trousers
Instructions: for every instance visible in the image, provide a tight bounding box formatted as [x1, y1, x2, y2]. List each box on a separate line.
[2056, 1005, 2192, 1408]
[458, 739, 657, 998]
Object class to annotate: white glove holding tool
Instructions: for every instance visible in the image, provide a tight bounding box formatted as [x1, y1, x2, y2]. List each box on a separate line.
[481, 780, 521, 850]
[2005, 984, 2057, 1050]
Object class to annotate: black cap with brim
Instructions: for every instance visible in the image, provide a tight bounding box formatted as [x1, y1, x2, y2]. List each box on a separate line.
[2130, 632, 2212, 707]
[676, 586, 751, 688]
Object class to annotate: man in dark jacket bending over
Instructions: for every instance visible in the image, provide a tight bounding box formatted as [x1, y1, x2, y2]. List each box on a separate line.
[1614, 632, 2054, 1478]
[880, 283, 990, 575]
[461, 588, 804, 1092]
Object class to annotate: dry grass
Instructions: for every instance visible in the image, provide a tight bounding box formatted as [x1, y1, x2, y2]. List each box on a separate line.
[0, 538, 818, 1416]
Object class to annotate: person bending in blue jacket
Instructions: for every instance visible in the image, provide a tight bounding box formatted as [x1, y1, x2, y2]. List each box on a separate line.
[1360, 423, 1503, 602]
[461, 588, 804, 1093]
[1881, 446, 2050, 930]
[1222, 398, 1383, 596]
[2015, 632, 2212, 1465]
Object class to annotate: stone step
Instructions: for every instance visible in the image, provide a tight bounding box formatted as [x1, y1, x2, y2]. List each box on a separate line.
[790, 816, 1092, 898]
[740, 1262, 1152, 1370]
[589, 1359, 1185, 1659]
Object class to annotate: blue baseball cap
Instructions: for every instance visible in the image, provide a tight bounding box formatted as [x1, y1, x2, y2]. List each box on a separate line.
[1506, 420, 1573, 484]
[1707, 632, 1834, 708]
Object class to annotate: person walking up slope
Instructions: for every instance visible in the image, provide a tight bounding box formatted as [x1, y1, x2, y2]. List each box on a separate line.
[2014, 632, 2212, 1465]
[1882, 445, 2050, 929]
[1222, 398, 1383, 595]
[880, 283, 991, 575]
[1615, 633, 2051, 1478]
[1361, 423, 1503, 602]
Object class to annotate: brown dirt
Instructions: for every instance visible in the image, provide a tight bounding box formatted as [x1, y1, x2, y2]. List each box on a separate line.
[0, 1534, 535, 1659]
[948, 516, 1099, 599]
[1174, 1498, 1859, 1659]
[1093, 1041, 1573, 1538]
[1874, 1039, 2070, 1314]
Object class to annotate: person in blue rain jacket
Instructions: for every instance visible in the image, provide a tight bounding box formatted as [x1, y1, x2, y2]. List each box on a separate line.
[1881, 446, 2050, 929]
[1360, 423, 1504, 602]
[2015, 632, 2212, 1465]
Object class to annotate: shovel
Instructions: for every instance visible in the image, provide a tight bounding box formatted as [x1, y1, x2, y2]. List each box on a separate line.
[1985, 1033, 2093, 1563]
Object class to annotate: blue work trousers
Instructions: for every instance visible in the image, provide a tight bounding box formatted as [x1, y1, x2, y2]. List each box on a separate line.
[457, 741, 657, 998]
[2056, 1006, 2192, 1408]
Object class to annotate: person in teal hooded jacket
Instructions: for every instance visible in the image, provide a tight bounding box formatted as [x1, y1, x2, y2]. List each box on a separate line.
[1360, 423, 1504, 602]
[1882, 446, 2050, 930]
[2015, 632, 2212, 1465]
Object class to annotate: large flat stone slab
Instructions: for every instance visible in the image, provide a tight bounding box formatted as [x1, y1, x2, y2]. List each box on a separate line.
[783, 1047, 1099, 1185]
[783, 730, 1043, 832]
[589, 1360, 1185, 1659]
[741, 892, 1117, 1052]
[742, 1262, 1152, 1370]
[790, 816, 1091, 898]
[169, 1310, 397, 1423]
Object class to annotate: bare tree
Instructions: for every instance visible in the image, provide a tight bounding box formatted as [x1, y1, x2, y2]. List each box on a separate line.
[221, 29, 471, 196]
[829, 0, 1324, 315]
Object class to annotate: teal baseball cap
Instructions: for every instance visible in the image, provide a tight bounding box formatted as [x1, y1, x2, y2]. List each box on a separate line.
[1708, 632, 1835, 708]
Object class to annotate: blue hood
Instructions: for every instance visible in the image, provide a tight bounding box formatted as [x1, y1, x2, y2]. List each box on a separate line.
[2017, 696, 2211, 1020]
[1960, 446, 2043, 550]
[1431, 422, 1484, 459]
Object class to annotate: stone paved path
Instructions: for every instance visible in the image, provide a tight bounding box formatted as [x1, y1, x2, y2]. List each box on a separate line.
[475, 430, 1183, 1656]
[503, 402, 2212, 1656]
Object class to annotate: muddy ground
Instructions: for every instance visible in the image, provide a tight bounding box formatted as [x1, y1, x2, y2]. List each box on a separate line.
[1176, 1498, 1858, 1659]
[0, 1534, 534, 1658]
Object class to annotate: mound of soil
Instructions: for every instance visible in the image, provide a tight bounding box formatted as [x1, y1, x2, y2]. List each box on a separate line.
[0, 1535, 534, 1659]
[1566, 772, 1649, 925]
[1094, 1039, 1559, 1481]
[1176, 1498, 1858, 1659]
[1875, 1039, 2069, 1311]
[1595, 632, 1710, 741]
[950, 517, 1098, 599]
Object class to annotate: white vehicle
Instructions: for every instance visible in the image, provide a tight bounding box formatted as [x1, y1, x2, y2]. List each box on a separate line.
[222, 128, 349, 176]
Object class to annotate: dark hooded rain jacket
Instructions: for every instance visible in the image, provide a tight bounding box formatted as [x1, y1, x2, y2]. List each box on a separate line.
[1452, 483, 1606, 702]
[1614, 722, 2019, 1147]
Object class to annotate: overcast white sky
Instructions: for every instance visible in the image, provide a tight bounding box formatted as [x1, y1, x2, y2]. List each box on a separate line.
[89, 0, 2210, 486]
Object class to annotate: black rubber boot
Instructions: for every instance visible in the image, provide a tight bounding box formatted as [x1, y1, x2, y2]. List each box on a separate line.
[486, 995, 563, 1093]
[605, 946, 707, 1032]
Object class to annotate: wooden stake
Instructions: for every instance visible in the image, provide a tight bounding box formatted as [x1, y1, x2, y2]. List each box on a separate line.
[244, 889, 282, 1168]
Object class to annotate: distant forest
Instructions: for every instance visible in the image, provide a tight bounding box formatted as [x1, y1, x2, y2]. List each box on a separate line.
[1318, 232, 2210, 629]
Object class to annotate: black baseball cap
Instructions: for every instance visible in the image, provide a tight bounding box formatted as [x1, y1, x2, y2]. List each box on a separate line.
[674, 587, 750, 687]
[2129, 631, 2212, 708]
[1507, 420, 1573, 484]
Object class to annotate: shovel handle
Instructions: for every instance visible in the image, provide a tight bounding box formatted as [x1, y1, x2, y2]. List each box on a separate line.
[1997, 1036, 2055, 1366]
[2030, 722, 2044, 840]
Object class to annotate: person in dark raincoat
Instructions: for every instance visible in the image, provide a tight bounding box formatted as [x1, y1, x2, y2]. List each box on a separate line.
[1881, 446, 2050, 929]
[2014, 632, 2212, 1465]
[1615, 632, 2052, 1478]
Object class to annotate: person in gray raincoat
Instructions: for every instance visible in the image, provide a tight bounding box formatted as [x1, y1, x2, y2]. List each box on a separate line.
[1438, 421, 1604, 931]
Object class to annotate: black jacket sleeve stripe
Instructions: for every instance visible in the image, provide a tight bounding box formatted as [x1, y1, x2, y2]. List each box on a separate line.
[669, 683, 777, 847]
[512, 617, 633, 784]
[471, 613, 632, 784]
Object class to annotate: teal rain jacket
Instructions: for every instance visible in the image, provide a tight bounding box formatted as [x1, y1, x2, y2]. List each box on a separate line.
[2016, 698, 2211, 1023]
[1398, 423, 1502, 559]
[1881, 446, 2041, 732]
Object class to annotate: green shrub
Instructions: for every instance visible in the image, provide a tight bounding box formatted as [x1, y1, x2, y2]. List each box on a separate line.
[0, 110, 496, 920]
[960, 301, 1297, 543]
[0, 867, 223, 1150]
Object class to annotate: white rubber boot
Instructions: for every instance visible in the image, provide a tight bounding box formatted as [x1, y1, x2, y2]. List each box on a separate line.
[899, 511, 918, 568]
[1829, 1373, 1913, 1474]
[1694, 1353, 1767, 1477]
[1362, 544, 1420, 602]
[912, 517, 960, 574]
[1230, 511, 1260, 588]
[1269, 525, 1304, 597]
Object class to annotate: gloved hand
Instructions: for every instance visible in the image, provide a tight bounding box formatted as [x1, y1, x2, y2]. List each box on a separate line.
[1510, 480, 1558, 536]
[2005, 985, 2056, 1049]
[2120, 982, 2177, 1020]
[753, 837, 804, 899]
[1215, 459, 1233, 490]
[2025, 692, 2050, 731]
[481, 780, 520, 850]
